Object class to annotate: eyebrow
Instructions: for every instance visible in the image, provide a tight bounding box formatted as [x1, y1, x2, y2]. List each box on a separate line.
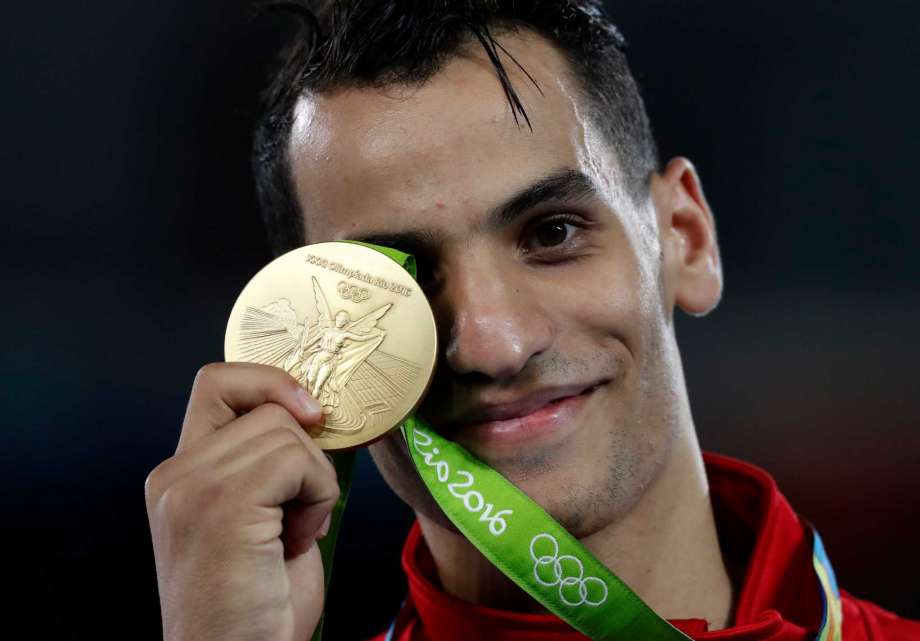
[488, 168, 598, 229]
[350, 168, 599, 254]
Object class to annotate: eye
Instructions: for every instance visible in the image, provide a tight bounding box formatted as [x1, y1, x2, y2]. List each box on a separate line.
[522, 215, 585, 255]
[533, 220, 575, 248]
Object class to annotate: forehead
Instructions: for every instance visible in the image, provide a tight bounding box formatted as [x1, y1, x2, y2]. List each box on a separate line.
[287, 32, 619, 241]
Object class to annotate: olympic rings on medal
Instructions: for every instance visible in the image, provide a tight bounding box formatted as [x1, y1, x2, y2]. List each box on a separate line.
[337, 280, 371, 303]
[529, 533, 608, 607]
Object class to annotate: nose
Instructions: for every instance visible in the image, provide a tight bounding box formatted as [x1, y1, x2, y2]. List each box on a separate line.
[438, 252, 553, 381]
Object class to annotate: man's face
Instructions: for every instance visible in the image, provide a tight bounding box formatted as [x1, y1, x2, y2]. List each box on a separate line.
[288, 33, 691, 536]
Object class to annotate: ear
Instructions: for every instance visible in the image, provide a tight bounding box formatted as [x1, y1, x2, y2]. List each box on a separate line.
[651, 157, 723, 316]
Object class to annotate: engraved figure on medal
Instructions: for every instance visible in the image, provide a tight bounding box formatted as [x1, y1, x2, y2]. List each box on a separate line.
[236, 275, 423, 439]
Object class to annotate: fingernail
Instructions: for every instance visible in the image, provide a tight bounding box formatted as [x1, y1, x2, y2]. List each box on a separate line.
[317, 513, 332, 540]
[296, 388, 322, 415]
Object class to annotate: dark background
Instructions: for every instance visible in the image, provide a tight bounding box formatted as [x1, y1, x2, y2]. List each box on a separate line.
[3, 0, 918, 638]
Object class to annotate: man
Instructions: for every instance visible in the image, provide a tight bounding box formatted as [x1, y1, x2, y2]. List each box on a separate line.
[144, 2, 919, 640]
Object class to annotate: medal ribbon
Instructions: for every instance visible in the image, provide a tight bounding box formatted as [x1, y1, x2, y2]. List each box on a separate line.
[401, 416, 691, 639]
[322, 242, 842, 641]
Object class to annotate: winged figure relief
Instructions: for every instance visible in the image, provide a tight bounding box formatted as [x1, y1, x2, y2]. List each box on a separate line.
[237, 277, 422, 437]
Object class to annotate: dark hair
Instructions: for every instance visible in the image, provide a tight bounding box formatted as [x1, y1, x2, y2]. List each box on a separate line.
[253, 0, 660, 255]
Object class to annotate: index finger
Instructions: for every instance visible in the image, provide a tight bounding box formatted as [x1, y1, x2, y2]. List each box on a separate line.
[177, 362, 323, 453]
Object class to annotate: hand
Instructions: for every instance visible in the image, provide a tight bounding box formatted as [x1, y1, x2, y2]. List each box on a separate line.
[145, 362, 338, 641]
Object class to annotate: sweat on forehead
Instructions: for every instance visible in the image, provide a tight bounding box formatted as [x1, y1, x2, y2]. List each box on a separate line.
[285, 34, 627, 244]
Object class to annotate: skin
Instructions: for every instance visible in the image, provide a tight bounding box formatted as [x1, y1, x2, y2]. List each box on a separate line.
[146, 30, 728, 641]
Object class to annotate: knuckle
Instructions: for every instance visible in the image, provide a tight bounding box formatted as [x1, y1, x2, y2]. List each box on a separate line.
[144, 463, 169, 507]
[276, 441, 311, 467]
[155, 480, 192, 522]
[311, 457, 340, 500]
[157, 475, 222, 523]
[162, 478, 200, 513]
[192, 362, 224, 390]
[261, 401, 297, 426]
[264, 426, 303, 448]
[323, 473, 341, 503]
[276, 442, 324, 479]
[266, 442, 340, 501]
[148, 478, 231, 554]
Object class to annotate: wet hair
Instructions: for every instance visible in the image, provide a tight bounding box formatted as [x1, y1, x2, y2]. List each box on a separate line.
[253, 0, 660, 255]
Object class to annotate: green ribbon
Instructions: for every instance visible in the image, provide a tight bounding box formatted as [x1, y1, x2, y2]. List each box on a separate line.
[401, 417, 692, 639]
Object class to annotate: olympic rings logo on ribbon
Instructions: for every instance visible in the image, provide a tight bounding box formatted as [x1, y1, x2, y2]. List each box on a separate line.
[529, 533, 609, 607]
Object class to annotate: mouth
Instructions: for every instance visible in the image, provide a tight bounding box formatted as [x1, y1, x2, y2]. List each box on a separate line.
[448, 383, 604, 448]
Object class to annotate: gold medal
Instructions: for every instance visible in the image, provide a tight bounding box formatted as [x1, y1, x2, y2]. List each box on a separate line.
[225, 242, 437, 450]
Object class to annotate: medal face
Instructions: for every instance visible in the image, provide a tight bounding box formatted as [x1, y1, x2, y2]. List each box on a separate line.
[225, 242, 437, 450]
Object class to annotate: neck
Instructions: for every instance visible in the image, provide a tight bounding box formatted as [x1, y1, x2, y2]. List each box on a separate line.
[416, 424, 734, 630]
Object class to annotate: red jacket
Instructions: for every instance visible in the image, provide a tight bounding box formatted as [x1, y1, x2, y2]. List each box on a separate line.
[370, 453, 919, 641]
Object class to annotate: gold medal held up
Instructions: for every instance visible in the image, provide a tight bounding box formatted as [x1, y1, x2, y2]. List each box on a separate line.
[225, 242, 437, 450]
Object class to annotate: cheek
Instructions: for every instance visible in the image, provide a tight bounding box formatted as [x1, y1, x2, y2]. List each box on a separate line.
[560, 251, 654, 361]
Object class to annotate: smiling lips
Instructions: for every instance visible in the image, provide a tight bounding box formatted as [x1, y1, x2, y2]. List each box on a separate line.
[446, 384, 602, 446]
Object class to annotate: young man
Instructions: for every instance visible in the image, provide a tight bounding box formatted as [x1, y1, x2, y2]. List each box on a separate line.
[144, 2, 919, 640]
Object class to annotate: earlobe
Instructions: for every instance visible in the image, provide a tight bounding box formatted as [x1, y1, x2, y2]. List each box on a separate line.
[654, 157, 723, 317]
